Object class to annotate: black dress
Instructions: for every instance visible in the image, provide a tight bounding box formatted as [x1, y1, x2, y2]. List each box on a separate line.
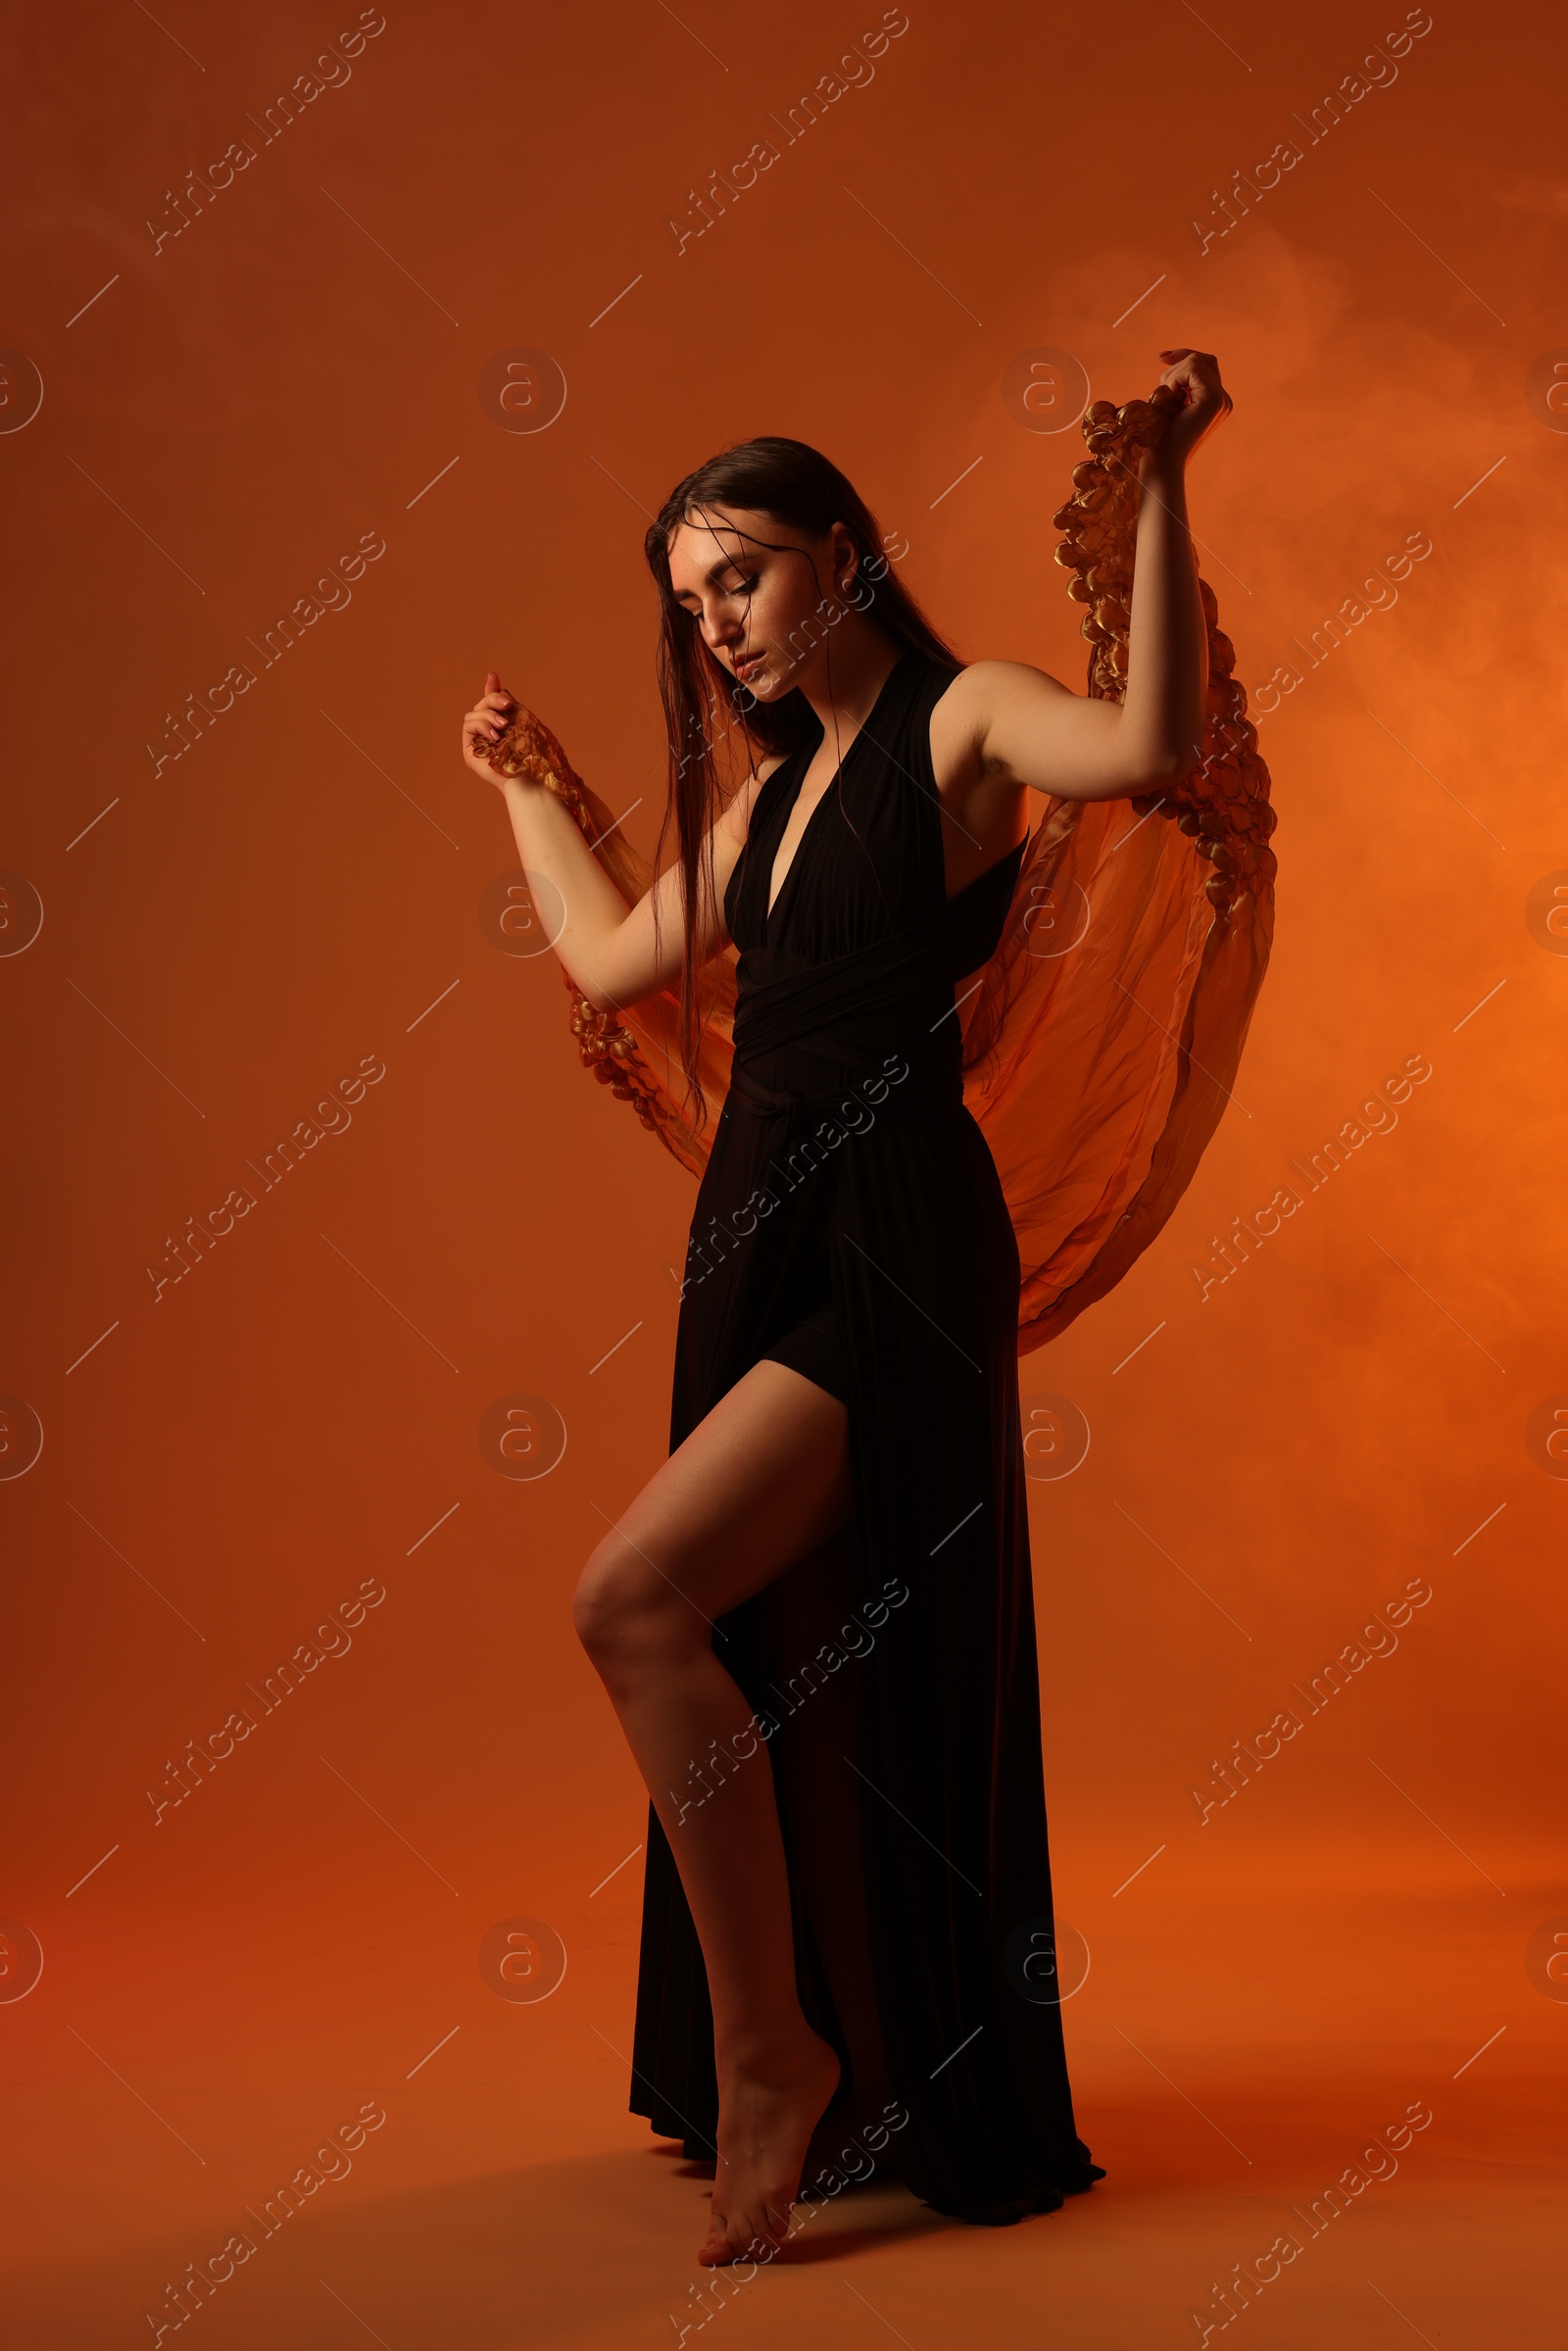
[628, 647, 1102, 2224]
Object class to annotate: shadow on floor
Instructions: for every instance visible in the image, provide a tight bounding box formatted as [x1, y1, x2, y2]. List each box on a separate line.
[0, 2140, 956, 2350]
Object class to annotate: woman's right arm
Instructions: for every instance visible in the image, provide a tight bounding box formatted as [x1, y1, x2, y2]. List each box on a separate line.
[462, 673, 769, 1014]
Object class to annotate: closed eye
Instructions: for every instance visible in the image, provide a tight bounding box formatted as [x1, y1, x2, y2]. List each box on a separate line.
[675, 574, 759, 617]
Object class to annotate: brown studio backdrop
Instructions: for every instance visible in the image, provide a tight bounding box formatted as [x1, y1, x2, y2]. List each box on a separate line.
[1, 0, 1564, 2304]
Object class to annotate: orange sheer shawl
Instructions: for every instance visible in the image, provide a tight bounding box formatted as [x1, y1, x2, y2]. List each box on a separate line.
[501, 393, 1276, 1353]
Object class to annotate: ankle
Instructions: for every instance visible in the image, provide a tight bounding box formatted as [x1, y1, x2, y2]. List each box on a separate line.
[715, 2022, 834, 2085]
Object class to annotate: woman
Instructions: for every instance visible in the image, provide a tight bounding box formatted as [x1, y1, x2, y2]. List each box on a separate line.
[462, 349, 1239, 2266]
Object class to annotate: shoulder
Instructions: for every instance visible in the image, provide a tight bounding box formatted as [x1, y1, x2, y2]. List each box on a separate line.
[929, 660, 1074, 784]
[715, 750, 790, 846]
[933, 659, 1076, 728]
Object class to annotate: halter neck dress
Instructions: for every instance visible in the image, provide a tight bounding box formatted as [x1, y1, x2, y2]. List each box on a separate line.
[629, 647, 1102, 2224]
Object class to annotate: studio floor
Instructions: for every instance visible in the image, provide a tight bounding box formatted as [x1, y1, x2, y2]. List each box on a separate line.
[3, 1871, 1560, 2349]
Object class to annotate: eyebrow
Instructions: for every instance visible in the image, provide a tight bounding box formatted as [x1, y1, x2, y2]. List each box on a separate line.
[673, 552, 756, 601]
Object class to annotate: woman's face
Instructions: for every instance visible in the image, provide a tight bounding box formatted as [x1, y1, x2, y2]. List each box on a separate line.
[666, 503, 849, 702]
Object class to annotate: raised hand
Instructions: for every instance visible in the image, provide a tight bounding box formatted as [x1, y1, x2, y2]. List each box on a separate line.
[460, 669, 520, 790]
[1152, 348, 1232, 465]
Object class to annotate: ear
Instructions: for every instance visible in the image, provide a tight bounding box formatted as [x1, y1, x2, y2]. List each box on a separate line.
[831, 521, 858, 586]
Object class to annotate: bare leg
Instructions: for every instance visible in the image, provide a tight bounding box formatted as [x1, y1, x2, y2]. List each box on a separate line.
[762, 1537, 893, 2150]
[572, 1359, 855, 2265]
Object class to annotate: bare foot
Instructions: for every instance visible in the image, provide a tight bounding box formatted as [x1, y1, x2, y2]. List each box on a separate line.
[698, 2032, 841, 2265]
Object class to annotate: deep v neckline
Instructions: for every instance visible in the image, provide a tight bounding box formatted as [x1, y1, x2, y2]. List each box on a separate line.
[761, 653, 912, 942]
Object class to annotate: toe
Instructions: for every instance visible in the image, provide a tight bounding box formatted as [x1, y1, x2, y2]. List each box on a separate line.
[699, 2213, 771, 2268]
[698, 2213, 735, 2267]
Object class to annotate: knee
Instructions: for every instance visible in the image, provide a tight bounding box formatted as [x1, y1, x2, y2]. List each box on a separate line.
[571, 1535, 679, 1683]
[570, 1540, 625, 1668]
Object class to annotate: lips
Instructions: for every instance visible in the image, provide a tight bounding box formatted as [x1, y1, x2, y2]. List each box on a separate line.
[734, 651, 765, 679]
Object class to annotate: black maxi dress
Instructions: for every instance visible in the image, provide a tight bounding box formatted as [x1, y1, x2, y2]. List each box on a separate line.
[628, 647, 1103, 2224]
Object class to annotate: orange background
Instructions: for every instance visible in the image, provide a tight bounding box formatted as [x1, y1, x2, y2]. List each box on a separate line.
[2, 1, 1563, 2343]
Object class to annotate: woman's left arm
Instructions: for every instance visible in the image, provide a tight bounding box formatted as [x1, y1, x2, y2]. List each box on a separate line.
[946, 349, 1232, 808]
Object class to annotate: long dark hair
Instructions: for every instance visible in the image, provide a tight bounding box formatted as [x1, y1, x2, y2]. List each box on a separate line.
[643, 435, 960, 1119]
